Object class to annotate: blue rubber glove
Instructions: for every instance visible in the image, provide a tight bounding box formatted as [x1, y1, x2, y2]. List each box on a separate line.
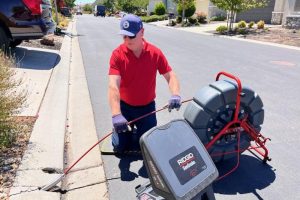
[112, 114, 128, 133]
[168, 95, 181, 112]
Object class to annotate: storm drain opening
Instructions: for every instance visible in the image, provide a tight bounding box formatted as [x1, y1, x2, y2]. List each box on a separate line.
[38, 185, 67, 194]
[42, 167, 62, 174]
[40, 168, 67, 193]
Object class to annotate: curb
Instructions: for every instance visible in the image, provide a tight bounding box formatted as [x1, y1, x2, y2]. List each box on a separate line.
[9, 21, 73, 200]
[61, 18, 109, 200]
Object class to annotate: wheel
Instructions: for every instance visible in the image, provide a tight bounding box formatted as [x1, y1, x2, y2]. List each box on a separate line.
[184, 80, 264, 162]
[9, 39, 23, 48]
[0, 26, 10, 52]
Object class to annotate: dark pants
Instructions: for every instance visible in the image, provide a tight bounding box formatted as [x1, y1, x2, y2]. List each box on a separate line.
[112, 101, 157, 152]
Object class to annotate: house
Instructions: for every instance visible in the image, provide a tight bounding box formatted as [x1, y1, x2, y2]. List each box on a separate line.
[272, 0, 300, 28]
[147, 0, 226, 17]
[148, 0, 300, 28]
[147, 0, 177, 14]
[236, 0, 300, 28]
[198, 0, 226, 18]
[235, 0, 276, 24]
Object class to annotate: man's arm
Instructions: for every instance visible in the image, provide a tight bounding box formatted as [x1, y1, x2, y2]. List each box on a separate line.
[163, 71, 180, 95]
[108, 75, 121, 116]
[108, 75, 129, 133]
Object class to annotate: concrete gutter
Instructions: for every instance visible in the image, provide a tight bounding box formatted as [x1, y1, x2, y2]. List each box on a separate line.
[61, 19, 109, 200]
[9, 18, 108, 200]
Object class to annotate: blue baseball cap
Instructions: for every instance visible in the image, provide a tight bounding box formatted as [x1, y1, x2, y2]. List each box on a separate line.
[119, 14, 143, 37]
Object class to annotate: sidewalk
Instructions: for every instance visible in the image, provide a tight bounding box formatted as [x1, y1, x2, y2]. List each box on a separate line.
[9, 20, 108, 200]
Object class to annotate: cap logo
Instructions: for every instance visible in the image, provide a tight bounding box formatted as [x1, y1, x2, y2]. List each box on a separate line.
[123, 21, 130, 29]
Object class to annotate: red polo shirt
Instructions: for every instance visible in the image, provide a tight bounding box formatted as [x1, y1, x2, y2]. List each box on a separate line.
[109, 40, 172, 106]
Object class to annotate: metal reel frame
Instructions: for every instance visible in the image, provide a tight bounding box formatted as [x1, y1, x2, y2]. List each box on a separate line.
[205, 72, 271, 167]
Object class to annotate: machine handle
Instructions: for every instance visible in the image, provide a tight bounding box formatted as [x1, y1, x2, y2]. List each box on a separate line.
[216, 71, 242, 122]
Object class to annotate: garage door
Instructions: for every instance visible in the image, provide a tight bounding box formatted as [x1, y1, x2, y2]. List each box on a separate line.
[235, 0, 275, 23]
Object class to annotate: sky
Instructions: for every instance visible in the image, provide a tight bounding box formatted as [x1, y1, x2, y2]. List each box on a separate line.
[75, 0, 95, 5]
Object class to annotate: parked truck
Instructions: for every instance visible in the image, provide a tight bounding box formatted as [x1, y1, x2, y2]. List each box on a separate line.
[94, 5, 105, 17]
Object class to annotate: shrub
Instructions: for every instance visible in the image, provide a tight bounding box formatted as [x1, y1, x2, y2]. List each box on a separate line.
[141, 15, 167, 23]
[0, 51, 27, 148]
[52, 11, 70, 30]
[59, 20, 67, 28]
[237, 28, 248, 35]
[210, 15, 226, 21]
[188, 16, 197, 24]
[177, 3, 196, 18]
[169, 20, 177, 26]
[248, 21, 255, 28]
[216, 25, 228, 34]
[233, 25, 238, 32]
[237, 20, 246, 28]
[176, 16, 182, 23]
[196, 12, 207, 24]
[154, 2, 166, 15]
[135, 11, 147, 16]
[257, 20, 265, 29]
[181, 21, 191, 27]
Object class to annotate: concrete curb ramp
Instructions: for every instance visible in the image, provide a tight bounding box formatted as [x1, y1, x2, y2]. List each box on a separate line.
[9, 20, 108, 200]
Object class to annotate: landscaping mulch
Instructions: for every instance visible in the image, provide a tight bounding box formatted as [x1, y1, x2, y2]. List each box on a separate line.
[20, 34, 64, 50]
[0, 116, 37, 200]
[244, 27, 300, 47]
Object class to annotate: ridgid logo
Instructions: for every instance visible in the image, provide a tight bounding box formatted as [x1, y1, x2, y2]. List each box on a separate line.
[177, 153, 196, 171]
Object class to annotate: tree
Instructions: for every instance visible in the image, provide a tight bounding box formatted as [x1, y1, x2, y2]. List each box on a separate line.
[103, 0, 115, 12]
[115, 0, 133, 13]
[93, 0, 105, 5]
[115, 0, 148, 14]
[210, 0, 268, 31]
[64, 0, 76, 8]
[120, 0, 136, 13]
[154, 2, 166, 15]
[83, 4, 93, 13]
[173, 0, 195, 24]
[132, 0, 149, 12]
[177, 2, 195, 18]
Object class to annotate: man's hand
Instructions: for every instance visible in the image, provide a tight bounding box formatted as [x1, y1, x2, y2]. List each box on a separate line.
[168, 95, 181, 112]
[112, 114, 128, 133]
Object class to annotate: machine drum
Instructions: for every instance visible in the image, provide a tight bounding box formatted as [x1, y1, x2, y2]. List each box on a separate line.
[184, 80, 264, 162]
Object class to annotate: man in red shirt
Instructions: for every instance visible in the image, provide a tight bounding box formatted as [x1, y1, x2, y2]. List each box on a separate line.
[108, 14, 181, 153]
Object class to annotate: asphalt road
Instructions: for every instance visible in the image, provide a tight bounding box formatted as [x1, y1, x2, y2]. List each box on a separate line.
[76, 15, 300, 200]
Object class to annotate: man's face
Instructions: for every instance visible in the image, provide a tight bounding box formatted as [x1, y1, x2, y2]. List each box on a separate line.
[123, 28, 144, 51]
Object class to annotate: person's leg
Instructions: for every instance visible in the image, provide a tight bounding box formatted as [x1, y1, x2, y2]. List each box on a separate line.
[112, 101, 157, 152]
[131, 102, 157, 151]
[112, 101, 134, 152]
[112, 131, 130, 152]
